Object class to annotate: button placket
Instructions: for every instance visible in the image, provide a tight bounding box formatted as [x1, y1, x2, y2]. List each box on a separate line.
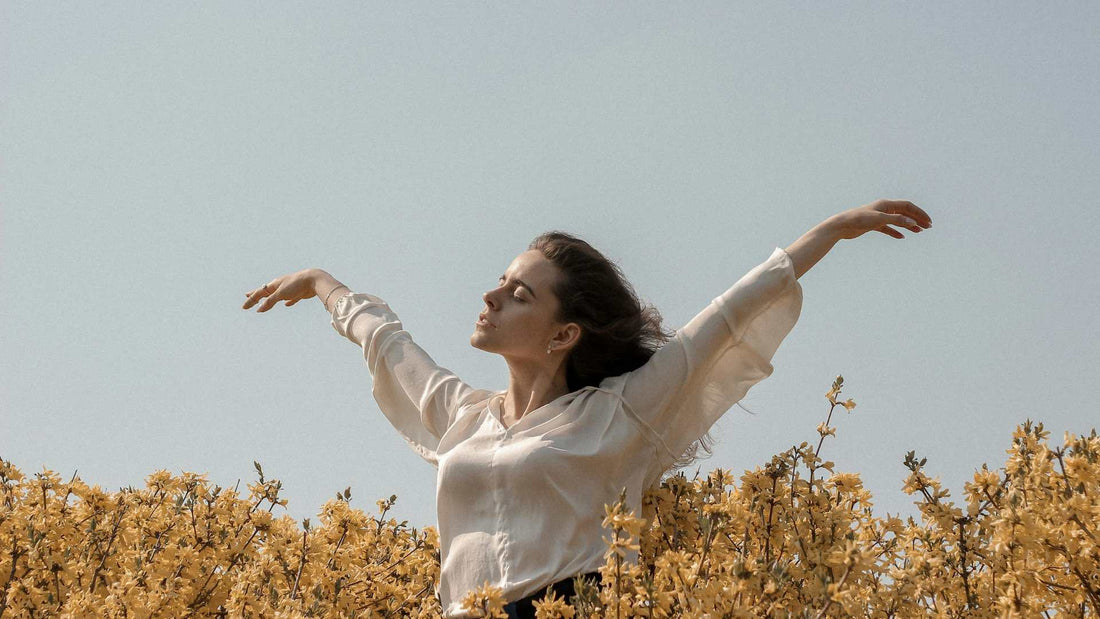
[488, 407, 511, 590]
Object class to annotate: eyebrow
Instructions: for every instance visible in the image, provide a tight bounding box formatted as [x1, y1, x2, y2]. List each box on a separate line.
[499, 274, 537, 299]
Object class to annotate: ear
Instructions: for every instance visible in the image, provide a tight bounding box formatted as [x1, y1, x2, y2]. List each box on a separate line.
[553, 322, 583, 352]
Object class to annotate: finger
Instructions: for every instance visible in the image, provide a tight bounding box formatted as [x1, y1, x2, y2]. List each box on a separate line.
[285, 298, 300, 307]
[875, 199, 907, 213]
[243, 283, 275, 310]
[877, 226, 903, 239]
[906, 202, 932, 227]
[243, 290, 261, 309]
[888, 213, 920, 232]
[258, 285, 288, 312]
[243, 291, 264, 309]
[890, 200, 931, 227]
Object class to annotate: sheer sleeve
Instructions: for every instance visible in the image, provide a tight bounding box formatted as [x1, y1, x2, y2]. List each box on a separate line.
[330, 291, 489, 468]
[618, 247, 803, 474]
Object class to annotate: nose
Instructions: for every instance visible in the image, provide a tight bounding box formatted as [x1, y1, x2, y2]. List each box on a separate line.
[482, 289, 497, 310]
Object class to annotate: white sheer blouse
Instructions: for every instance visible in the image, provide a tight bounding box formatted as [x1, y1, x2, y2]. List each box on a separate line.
[329, 246, 803, 618]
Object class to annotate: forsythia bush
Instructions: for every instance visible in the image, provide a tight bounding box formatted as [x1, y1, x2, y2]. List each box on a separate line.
[1, 376, 1097, 617]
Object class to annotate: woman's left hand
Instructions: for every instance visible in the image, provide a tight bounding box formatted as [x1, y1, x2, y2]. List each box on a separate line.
[828, 199, 933, 240]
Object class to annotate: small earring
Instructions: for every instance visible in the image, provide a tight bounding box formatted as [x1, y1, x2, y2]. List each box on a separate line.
[546, 346, 552, 355]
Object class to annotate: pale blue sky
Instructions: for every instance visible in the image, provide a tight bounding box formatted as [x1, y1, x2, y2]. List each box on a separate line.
[3, 3, 1097, 532]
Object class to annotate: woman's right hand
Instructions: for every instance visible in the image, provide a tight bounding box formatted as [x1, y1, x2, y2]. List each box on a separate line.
[242, 269, 318, 313]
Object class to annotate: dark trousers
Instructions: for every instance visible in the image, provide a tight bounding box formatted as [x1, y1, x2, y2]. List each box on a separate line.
[502, 570, 601, 619]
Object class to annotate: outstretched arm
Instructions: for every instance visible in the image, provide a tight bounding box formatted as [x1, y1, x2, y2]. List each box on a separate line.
[243, 268, 488, 468]
[786, 199, 932, 280]
[621, 198, 932, 479]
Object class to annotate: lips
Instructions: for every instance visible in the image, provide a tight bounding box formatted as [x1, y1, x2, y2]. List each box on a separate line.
[478, 313, 495, 327]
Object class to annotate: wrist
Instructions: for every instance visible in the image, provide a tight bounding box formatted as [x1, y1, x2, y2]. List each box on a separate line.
[322, 284, 349, 310]
[309, 269, 335, 292]
[310, 271, 349, 312]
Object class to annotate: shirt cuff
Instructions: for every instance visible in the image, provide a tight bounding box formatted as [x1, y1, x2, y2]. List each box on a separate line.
[330, 291, 390, 341]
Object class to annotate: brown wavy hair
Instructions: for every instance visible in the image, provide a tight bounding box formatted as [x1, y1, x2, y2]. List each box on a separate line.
[528, 230, 717, 478]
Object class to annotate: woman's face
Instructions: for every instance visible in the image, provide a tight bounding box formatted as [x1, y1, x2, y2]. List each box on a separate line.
[470, 249, 579, 360]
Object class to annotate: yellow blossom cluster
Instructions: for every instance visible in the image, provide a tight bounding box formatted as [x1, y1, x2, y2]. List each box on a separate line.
[0, 462, 443, 617]
[2, 375, 1097, 617]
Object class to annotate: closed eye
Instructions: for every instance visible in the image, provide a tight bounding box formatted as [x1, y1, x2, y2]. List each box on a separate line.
[499, 277, 526, 302]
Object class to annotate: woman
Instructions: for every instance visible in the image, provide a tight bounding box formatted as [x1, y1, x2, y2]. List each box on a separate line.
[242, 199, 931, 618]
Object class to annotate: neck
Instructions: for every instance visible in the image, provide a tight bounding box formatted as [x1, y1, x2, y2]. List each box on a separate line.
[501, 356, 571, 423]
